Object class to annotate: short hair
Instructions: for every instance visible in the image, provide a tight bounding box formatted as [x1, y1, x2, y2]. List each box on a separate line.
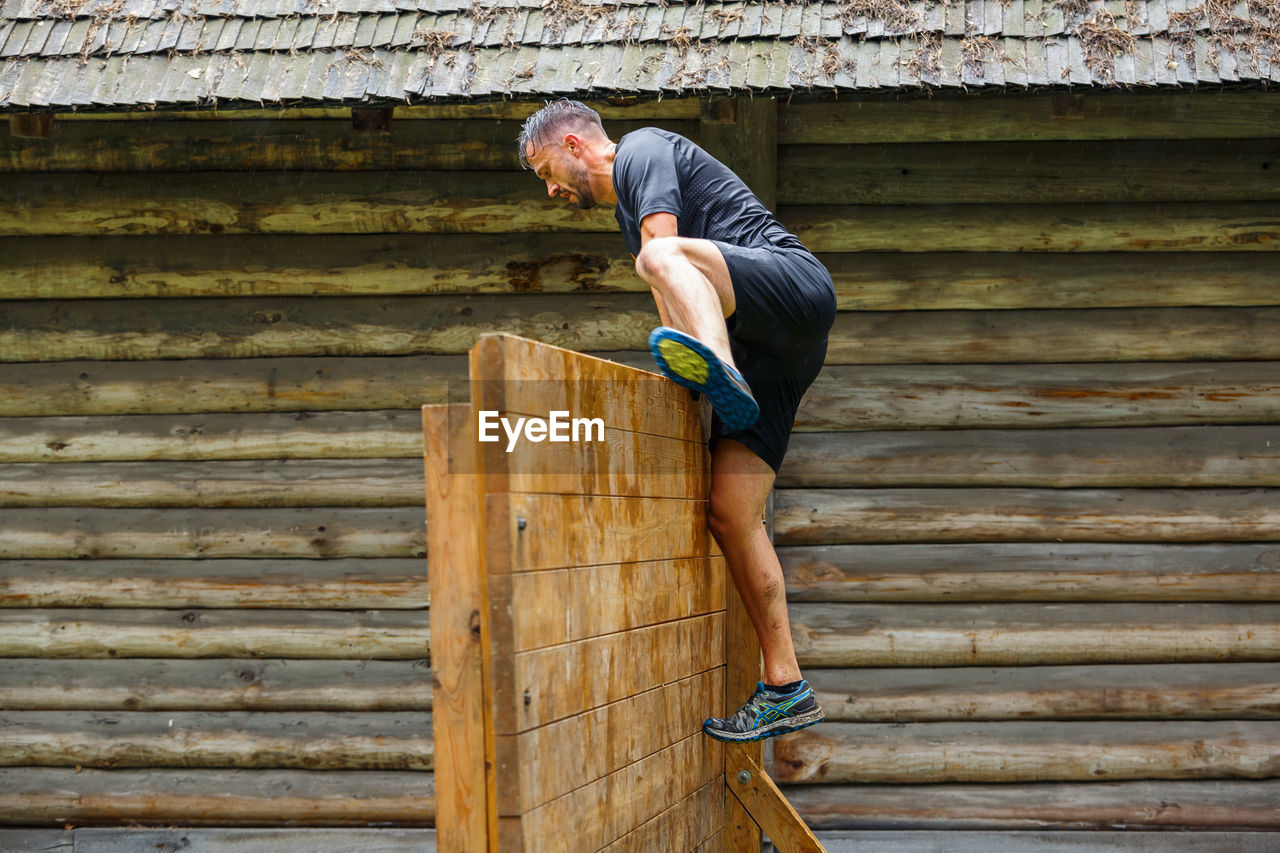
[517, 99, 606, 169]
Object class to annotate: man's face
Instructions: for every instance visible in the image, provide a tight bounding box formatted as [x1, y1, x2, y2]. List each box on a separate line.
[526, 138, 596, 210]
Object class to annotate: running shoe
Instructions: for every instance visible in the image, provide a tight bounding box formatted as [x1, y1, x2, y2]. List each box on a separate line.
[703, 680, 825, 743]
[648, 326, 760, 431]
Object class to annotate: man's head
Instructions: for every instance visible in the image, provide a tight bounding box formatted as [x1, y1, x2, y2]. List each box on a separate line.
[518, 99, 613, 209]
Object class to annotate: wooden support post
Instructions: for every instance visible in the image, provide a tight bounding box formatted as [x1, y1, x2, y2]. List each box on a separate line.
[352, 106, 394, 133]
[727, 746, 826, 852]
[9, 114, 55, 139]
[700, 96, 778, 210]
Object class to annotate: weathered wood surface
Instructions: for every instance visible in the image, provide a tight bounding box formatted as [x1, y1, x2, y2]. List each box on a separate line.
[0, 767, 434, 826]
[0, 411, 424, 463]
[783, 779, 1280, 830]
[0, 830, 70, 850]
[0, 659, 431, 711]
[0, 119, 695, 173]
[55, 100, 701, 121]
[0, 507, 426, 559]
[0, 712, 432, 770]
[0, 608, 428, 659]
[726, 747, 825, 853]
[0, 234, 637, 300]
[777, 92, 1280, 143]
[598, 778, 723, 853]
[0, 558, 426, 608]
[9, 301, 1278, 364]
[788, 202, 1280, 253]
[805, 663, 1280, 722]
[780, 139, 1280, 204]
[63, 828, 437, 853]
[773, 488, 1280, 545]
[798, 362, 1280, 431]
[810, 830, 1280, 852]
[0, 294, 658, 362]
[773, 721, 1280, 784]
[779, 426, 1280, 488]
[0, 356, 465, 417]
[780, 543, 1280, 602]
[0, 171, 616, 237]
[0, 459, 424, 507]
[789, 603, 1280, 667]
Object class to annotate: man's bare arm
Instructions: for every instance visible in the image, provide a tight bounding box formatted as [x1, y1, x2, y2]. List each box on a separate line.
[639, 211, 678, 248]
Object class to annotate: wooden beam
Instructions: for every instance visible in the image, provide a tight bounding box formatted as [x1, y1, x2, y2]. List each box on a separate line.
[808, 831, 1280, 851]
[700, 96, 778, 210]
[779, 543, 1280, 602]
[0, 608, 428, 660]
[8, 114, 54, 139]
[772, 721, 1280, 784]
[726, 746, 826, 853]
[52, 99, 702, 121]
[5, 829, 438, 851]
[773, 488, 1280, 545]
[0, 767, 434, 827]
[0, 659, 431, 712]
[788, 602, 1280, 668]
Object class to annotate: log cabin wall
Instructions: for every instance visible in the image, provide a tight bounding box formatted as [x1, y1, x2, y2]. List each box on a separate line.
[2, 87, 1280, 839]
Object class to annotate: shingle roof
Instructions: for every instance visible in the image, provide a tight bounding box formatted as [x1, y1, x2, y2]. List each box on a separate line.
[1, 0, 1277, 109]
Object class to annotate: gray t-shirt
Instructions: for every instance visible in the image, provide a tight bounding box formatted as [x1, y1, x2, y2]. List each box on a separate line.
[611, 127, 803, 258]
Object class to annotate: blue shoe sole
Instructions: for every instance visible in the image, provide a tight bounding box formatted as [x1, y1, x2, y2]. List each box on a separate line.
[647, 326, 760, 432]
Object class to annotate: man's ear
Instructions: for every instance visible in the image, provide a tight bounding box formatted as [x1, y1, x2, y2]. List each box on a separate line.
[563, 132, 584, 156]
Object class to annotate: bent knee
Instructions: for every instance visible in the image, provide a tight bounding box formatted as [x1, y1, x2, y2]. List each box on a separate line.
[634, 236, 685, 283]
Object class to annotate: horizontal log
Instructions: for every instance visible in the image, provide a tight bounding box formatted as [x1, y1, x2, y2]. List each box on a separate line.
[19, 829, 437, 852]
[787, 202, 1280, 253]
[772, 721, 1280, 784]
[0, 608, 428, 659]
[780, 543, 1280, 602]
[0, 410, 425, 463]
[826, 307, 1280, 365]
[798, 362, 1280, 431]
[0, 119, 695, 173]
[790, 602, 1280, 668]
[811, 831, 1280, 851]
[0, 294, 658, 362]
[774, 488, 1280, 545]
[0, 712, 432, 771]
[9, 300, 1280, 365]
[0, 767, 434, 826]
[0, 233, 638, 300]
[0, 171, 616, 237]
[0, 507, 426, 559]
[0, 558, 428, 608]
[0, 659, 431, 711]
[779, 140, 1280, 205]
[778, 426, 1280, 488]
[0, 355, 467, 417]
[806, 663, 1280, 722]
[0, 459, 425, 507]
[777, 92, 1280, 143]
[783, 779, 1280, 830]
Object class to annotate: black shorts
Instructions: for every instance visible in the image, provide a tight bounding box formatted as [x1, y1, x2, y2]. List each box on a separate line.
[710, 240, 837, 473]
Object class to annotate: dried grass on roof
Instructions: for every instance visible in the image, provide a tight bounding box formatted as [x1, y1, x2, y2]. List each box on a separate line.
[835, 0, 924, 34]
[1078, 8, 1137, 82]
[414, 28, 461, 57]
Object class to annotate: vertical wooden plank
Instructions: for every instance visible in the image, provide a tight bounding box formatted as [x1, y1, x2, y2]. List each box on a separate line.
[424, 404, 492, 853]
[724, 569, 764, 853]
[700, 96, 779, 210]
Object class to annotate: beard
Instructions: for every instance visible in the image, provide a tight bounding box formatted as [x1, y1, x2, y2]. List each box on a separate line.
[566, 160, 595, 209]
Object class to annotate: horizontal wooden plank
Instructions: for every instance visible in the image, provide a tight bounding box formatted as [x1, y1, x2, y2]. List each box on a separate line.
[0, 830, 70, 849]
[0, 119, 696, 173]
[790, 602, 1280, 667]
[57, 100, 701, 121]
[780, 139, 1280, 204]
[779, 426, 1280, 488]
[0, 712, 432, 771]
[0, 294, 658, 362]
[0, 609, 428, 659]
[0, 233, 637, 300]
[598, 777, 722, 853]
[0, 507, 426, 559]
[783, 779, 1280, 830]
[797, 362, 1280, 432]
[69, 828, 436, 853]
[780, 543, 1280, 602]
[0, 659, 430, 711]
[811, 830, 1280, 852]
[0, 558, 428, 609]
[777, 92, 1280, 143]
[774, 488, 1280, 545]
[0, 767, 434, 826]
[773, 721, 1280, 784]
[825, 307, 1280, 365]
[0, 171, 616, 237]
[823, 252, 1280, 311]
[788, 202, 1280, 253]
[0, 356, 467, 417]
[806, 663, 1280, 722]
[0, 411, 424, 463]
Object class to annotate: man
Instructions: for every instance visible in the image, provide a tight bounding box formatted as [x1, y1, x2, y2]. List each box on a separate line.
[518, 99, 835, 742]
